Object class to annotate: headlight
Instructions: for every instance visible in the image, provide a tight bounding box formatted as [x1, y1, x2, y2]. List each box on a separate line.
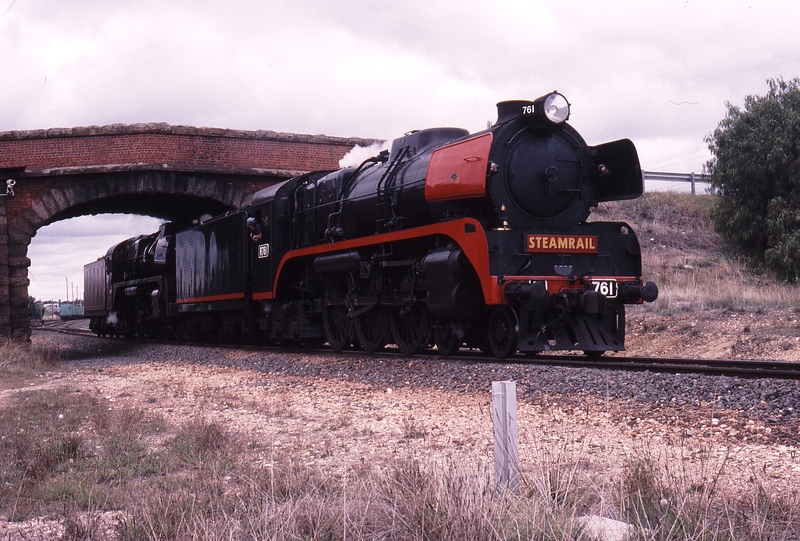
[542, 92, 570, 123]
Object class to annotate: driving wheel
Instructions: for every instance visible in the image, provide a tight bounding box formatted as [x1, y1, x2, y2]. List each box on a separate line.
[354, 306, 388, 353]
[390, 304, 431, 355]
[323, 274, 352, 351]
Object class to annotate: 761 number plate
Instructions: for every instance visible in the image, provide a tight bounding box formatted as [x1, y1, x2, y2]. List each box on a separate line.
[589, 279, 618, 298]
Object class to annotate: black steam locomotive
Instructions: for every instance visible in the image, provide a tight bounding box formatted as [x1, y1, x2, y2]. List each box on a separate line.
[84, 92, 657, 358]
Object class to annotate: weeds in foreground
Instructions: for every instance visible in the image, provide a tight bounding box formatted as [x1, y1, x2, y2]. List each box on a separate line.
[0, 338, 62, 370]
[1, 385, 798, 538]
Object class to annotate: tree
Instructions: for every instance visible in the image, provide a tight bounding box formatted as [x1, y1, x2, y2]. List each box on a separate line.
[706, 77, 800, 280]
[28, 296, 43, 320]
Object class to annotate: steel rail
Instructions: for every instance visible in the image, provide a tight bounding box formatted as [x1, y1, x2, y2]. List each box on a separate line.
[33, 323, 800, 380]
[515, 354, 800, 380]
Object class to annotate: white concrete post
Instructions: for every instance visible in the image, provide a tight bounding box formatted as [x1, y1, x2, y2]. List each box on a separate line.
[492, 380, 519, 492]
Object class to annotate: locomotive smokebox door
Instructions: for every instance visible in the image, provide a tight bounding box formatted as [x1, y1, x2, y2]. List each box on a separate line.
[504, 133, 582, 218]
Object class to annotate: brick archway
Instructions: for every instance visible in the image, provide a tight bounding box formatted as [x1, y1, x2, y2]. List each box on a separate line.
[0, 124, 378, 338]
[1, 169, 263, 339]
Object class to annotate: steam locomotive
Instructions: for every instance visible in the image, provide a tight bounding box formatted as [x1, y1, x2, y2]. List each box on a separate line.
[84, 92, 657, 358]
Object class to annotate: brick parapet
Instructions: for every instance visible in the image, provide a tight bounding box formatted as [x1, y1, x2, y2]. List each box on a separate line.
[0, 123, 380, 177]
[0, 123, 376, 144]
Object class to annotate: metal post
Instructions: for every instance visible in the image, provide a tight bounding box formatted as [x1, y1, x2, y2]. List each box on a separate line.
[690, 172, 696, 195]
[492, 381, 519, 492]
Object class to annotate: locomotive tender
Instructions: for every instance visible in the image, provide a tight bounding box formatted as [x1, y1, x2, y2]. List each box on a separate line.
[84, 92, 658, 358]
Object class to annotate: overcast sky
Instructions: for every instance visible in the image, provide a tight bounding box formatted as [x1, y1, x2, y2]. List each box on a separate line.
[3, 0, 799, 301]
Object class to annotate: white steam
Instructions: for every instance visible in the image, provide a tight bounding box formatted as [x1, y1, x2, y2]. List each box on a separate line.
[338, 142, 388, 169]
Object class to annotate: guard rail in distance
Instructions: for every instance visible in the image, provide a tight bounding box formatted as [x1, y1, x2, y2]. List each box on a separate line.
[643, 171, 711, 195]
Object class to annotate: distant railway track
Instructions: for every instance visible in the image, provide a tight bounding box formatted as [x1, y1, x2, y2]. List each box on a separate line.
[515, 353, 800, 380]
[35, 319, 94, 335]
[34, 319, 800, 380]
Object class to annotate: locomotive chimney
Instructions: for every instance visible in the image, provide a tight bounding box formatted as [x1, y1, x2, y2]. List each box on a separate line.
[496, 100, 533, 124]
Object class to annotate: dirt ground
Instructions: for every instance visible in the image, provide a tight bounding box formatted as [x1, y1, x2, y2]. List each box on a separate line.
[622, 306, 800, 361]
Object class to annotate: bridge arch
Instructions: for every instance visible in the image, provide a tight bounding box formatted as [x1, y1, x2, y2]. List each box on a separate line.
[6, 170, 257, 339]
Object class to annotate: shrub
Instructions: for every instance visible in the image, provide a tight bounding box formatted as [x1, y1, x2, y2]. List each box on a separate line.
[706, 77, 800, 280]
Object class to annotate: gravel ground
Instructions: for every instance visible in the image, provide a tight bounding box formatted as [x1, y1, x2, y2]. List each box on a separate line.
[33, 323, 800, 461]
[48, 322, 800, 444]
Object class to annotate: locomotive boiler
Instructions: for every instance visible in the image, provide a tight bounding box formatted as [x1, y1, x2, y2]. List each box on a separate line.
[85, 91, 657, 358]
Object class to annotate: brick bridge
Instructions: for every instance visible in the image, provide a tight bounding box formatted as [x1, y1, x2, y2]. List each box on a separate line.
[0, 123, 376, 339]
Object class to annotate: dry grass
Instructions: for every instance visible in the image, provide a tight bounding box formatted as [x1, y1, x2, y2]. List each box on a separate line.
[0, 338, 62, 370]
[0, 338, 63, 394]
[592, 192, 800, 313]
[1, 343, 798, 540]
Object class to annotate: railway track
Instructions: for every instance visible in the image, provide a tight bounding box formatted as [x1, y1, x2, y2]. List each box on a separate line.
[513, 353, 800, 380]
[34, 319, 94, 335]
[34, 319, 800, 380]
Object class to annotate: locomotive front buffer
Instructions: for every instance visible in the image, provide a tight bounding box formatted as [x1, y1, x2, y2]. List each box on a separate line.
[501, 275, 658, 356]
